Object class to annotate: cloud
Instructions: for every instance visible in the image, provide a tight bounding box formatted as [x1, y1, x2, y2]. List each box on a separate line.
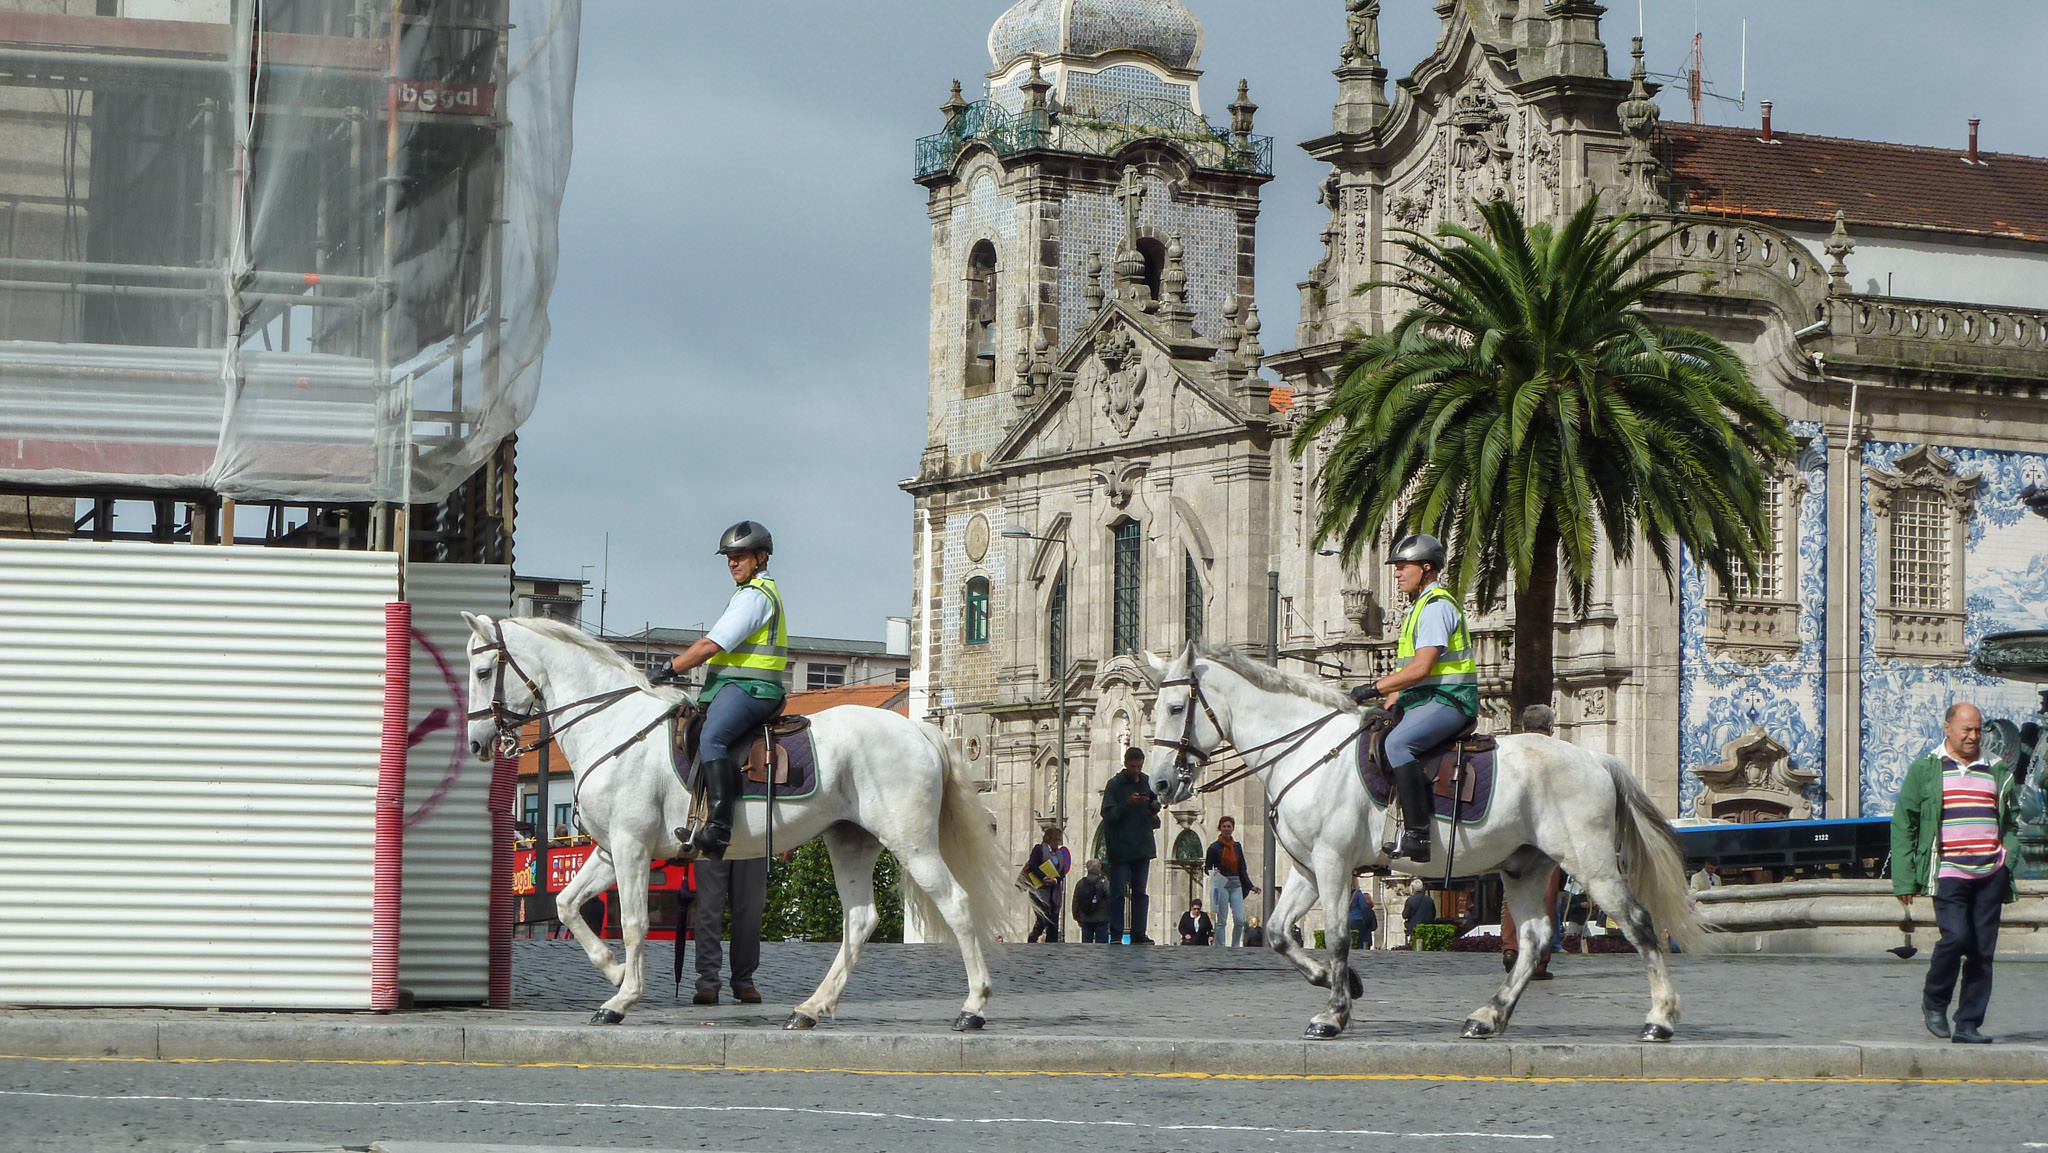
[515, 0, 2048, 640]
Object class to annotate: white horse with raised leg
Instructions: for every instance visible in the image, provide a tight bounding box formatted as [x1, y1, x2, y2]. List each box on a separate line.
[1143, 645, 1699, 1042]
[462, 613, 1012, 1030]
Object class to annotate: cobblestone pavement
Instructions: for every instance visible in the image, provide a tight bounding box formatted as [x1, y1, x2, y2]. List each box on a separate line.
[503, 937, 2048, 1046]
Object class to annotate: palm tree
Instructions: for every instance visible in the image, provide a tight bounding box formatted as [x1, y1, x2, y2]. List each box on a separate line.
[1296, 196, 1793, 716]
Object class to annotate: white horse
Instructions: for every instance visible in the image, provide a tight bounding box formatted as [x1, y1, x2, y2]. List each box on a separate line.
[1143, 645, 1700, 1042]
[462, 614, 1012, 1030]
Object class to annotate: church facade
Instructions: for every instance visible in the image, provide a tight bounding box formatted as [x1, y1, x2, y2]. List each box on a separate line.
[908, 0, 2048, 940]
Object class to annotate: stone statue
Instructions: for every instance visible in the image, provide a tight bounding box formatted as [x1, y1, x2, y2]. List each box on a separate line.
[1343, 0, 1380, 63]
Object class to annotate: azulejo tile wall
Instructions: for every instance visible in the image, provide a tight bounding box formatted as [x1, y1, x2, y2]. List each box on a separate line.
[1860, 440, 2048, 814]
[1679, 424, 1829, 818]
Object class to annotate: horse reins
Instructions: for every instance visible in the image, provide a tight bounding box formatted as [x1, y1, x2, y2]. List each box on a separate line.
[1153, 666, 1369, 806]
[467, 619, 684, 799]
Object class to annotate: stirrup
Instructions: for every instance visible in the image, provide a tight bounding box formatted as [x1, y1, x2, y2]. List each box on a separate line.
[1396, 830, 1431, 863]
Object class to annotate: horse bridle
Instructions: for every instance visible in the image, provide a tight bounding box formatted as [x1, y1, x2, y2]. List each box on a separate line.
[1152, 657, 1371, 803]
[1152, 669, 1231, 798]
[465, 618, 660, 760]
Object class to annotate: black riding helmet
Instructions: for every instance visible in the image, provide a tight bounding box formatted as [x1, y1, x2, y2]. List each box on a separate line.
[716, 520, 773, 556]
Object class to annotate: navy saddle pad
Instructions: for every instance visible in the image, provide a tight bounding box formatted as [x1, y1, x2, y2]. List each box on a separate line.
[669, 717, 819, 801]
[1357, 733, 1497, 825]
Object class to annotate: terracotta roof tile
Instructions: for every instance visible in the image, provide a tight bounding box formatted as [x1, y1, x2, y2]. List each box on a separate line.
[785, 683, 910, 716]
[1659, 122, 2048, 244]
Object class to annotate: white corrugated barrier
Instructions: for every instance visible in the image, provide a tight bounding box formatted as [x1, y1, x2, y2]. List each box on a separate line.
[397, 563, 513, 1004]
[0, 539, 397, 1008]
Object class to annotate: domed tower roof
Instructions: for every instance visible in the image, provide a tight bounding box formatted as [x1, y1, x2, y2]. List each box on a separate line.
[989, 0, 1205, 74]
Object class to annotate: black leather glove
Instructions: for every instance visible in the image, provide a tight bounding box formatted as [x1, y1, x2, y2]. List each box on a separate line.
[648, 663, 678, 685]
[1349, 682, 1379, 705]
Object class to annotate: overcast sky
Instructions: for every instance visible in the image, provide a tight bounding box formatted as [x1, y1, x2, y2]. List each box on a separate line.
[511, 0, 2048, 644]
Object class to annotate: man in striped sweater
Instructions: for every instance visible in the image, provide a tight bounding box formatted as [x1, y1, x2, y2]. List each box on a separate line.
[1890, 702, 2022, 1045]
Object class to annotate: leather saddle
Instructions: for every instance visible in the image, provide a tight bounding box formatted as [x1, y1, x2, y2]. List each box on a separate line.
[1361, 706, 1496, 804]
[672, 696, 813, 789]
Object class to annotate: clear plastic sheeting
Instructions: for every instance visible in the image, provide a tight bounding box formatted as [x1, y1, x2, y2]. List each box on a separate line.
[0, 0, 579, 504]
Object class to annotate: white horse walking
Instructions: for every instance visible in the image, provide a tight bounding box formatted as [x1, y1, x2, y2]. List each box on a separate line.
[1144, 645, 1699, 1042]
[462, 614, 1012, 1030]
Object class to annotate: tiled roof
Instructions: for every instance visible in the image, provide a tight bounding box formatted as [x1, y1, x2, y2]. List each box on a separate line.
[784, 683, 911, 717]
[1659, 123, 2048, 244]
[620, 627, 896, 657]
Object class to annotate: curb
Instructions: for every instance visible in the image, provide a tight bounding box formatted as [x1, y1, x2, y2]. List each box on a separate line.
[6, 1019, 2048, 1081]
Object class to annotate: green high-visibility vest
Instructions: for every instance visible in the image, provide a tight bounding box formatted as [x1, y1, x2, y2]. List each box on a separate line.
[1396, 583, 1478, 717]
[705, 576, 788, 693]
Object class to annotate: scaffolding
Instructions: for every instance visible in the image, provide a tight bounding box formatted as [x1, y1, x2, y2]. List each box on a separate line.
[0, 0, 578, 560]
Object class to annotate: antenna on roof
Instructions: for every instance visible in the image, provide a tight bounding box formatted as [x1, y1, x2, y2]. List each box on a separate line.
[1738, 19, 1747, 108]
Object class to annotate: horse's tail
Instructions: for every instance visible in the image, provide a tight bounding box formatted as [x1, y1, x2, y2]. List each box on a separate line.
[904, 723, 1013, 948]
[1600, 752, 1705, 956]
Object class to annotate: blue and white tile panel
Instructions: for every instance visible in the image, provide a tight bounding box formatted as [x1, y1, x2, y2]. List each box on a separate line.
[1679, 423, 1829, 817]
[1859, 440, 2048, 814]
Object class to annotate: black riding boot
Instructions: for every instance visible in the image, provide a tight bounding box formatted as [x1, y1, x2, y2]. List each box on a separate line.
[1392, 759, 1433, 863]
[676, 757, 738, 859]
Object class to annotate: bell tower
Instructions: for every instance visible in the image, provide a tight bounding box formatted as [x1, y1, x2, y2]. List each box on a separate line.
[903, 1, 1274, 917]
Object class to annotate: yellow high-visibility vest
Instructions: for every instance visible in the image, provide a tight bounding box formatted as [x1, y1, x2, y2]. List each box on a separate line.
[1396, 583, 1477, 716]
[706, 576, 787, 682]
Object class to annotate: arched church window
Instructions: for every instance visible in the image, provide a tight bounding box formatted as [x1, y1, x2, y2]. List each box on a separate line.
[1047, 568, 1068, 678]
[1136, 236, 1166, 304]
[1183, 551, 1204, 647]
[964, 576, 991, 646]
[1112, 517, 1142, 654]
[965, 240, 999, 397]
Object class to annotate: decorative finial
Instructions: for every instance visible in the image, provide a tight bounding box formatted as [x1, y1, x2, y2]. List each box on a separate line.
[1617, 37, 1666, 210]
[1218, 294, 1244, 378]
[1031, 330, 1054, 393]
[1241, 304, 1265, 366]
[1161, 235, 1194, 336]
[1084, 250, 1104, 313]
[1022, 57, 1050, 112]
[941, 79, 968, 124]
[1824, 211, 1855, 294]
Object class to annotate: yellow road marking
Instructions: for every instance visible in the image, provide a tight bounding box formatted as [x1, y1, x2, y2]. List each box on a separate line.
[0, 1053, 2037, 1085]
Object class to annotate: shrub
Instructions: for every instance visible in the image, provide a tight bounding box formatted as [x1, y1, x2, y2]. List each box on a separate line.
[760, 841, 904, 943]
[1411, 923, 1456, 952]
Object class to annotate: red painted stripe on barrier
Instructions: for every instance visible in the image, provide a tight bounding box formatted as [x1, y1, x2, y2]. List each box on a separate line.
[373, 601, 413, 1012]
[486, 752, 518, 1009]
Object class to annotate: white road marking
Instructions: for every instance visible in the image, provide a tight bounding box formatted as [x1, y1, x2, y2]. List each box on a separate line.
[0, 1089, 1553, 1140]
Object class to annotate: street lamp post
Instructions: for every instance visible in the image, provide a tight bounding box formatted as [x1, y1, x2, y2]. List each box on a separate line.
[1002, 525, 1068, 828]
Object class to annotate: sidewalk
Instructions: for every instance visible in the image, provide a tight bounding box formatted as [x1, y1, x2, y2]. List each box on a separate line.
[9, 939, 2048, 1080]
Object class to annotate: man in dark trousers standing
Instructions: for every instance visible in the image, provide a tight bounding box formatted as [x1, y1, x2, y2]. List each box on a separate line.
[690, 857, 765, 1005]
[1100, 746, 1161, 944]
[1892, 701, 2019, 1044]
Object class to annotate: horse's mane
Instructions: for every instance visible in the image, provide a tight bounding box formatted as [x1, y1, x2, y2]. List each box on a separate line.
[509, 617, 649, 680]
[1196, 643, 1360, 714]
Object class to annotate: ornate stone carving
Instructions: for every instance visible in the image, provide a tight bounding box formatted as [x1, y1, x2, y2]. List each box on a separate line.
[1091, 458, 1149, 511]
[1448, 91, 1511, 225]
[1092, 326, 1147, 437]
[1578, 686, 1608, 719]
[1693, 728, 1819, 821]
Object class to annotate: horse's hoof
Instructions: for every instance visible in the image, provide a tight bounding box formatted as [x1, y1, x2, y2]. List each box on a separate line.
[1303, 1021, 1343, 1040]
[1638, 1023, 1675, 1043]
[589, 1008, 624, 1026]
[1460, 1018, 1495, 1040]
[951, 1012, 986, 1032]
[1346, 970, 1364, 998]
[783, 1012, 818, 1031]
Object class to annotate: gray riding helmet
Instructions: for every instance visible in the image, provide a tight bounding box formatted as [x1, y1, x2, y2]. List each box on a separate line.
[716, 520, 774, 556]
[1388, 533, 1446, 571]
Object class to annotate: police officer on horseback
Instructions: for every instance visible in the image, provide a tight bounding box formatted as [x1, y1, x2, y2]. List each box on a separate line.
[1352, 533, 1478, 863]
[658, 520, 788, 859]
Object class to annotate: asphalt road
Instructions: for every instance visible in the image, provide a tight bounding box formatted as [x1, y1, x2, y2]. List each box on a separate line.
[7, 1055, 2044, 1153]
